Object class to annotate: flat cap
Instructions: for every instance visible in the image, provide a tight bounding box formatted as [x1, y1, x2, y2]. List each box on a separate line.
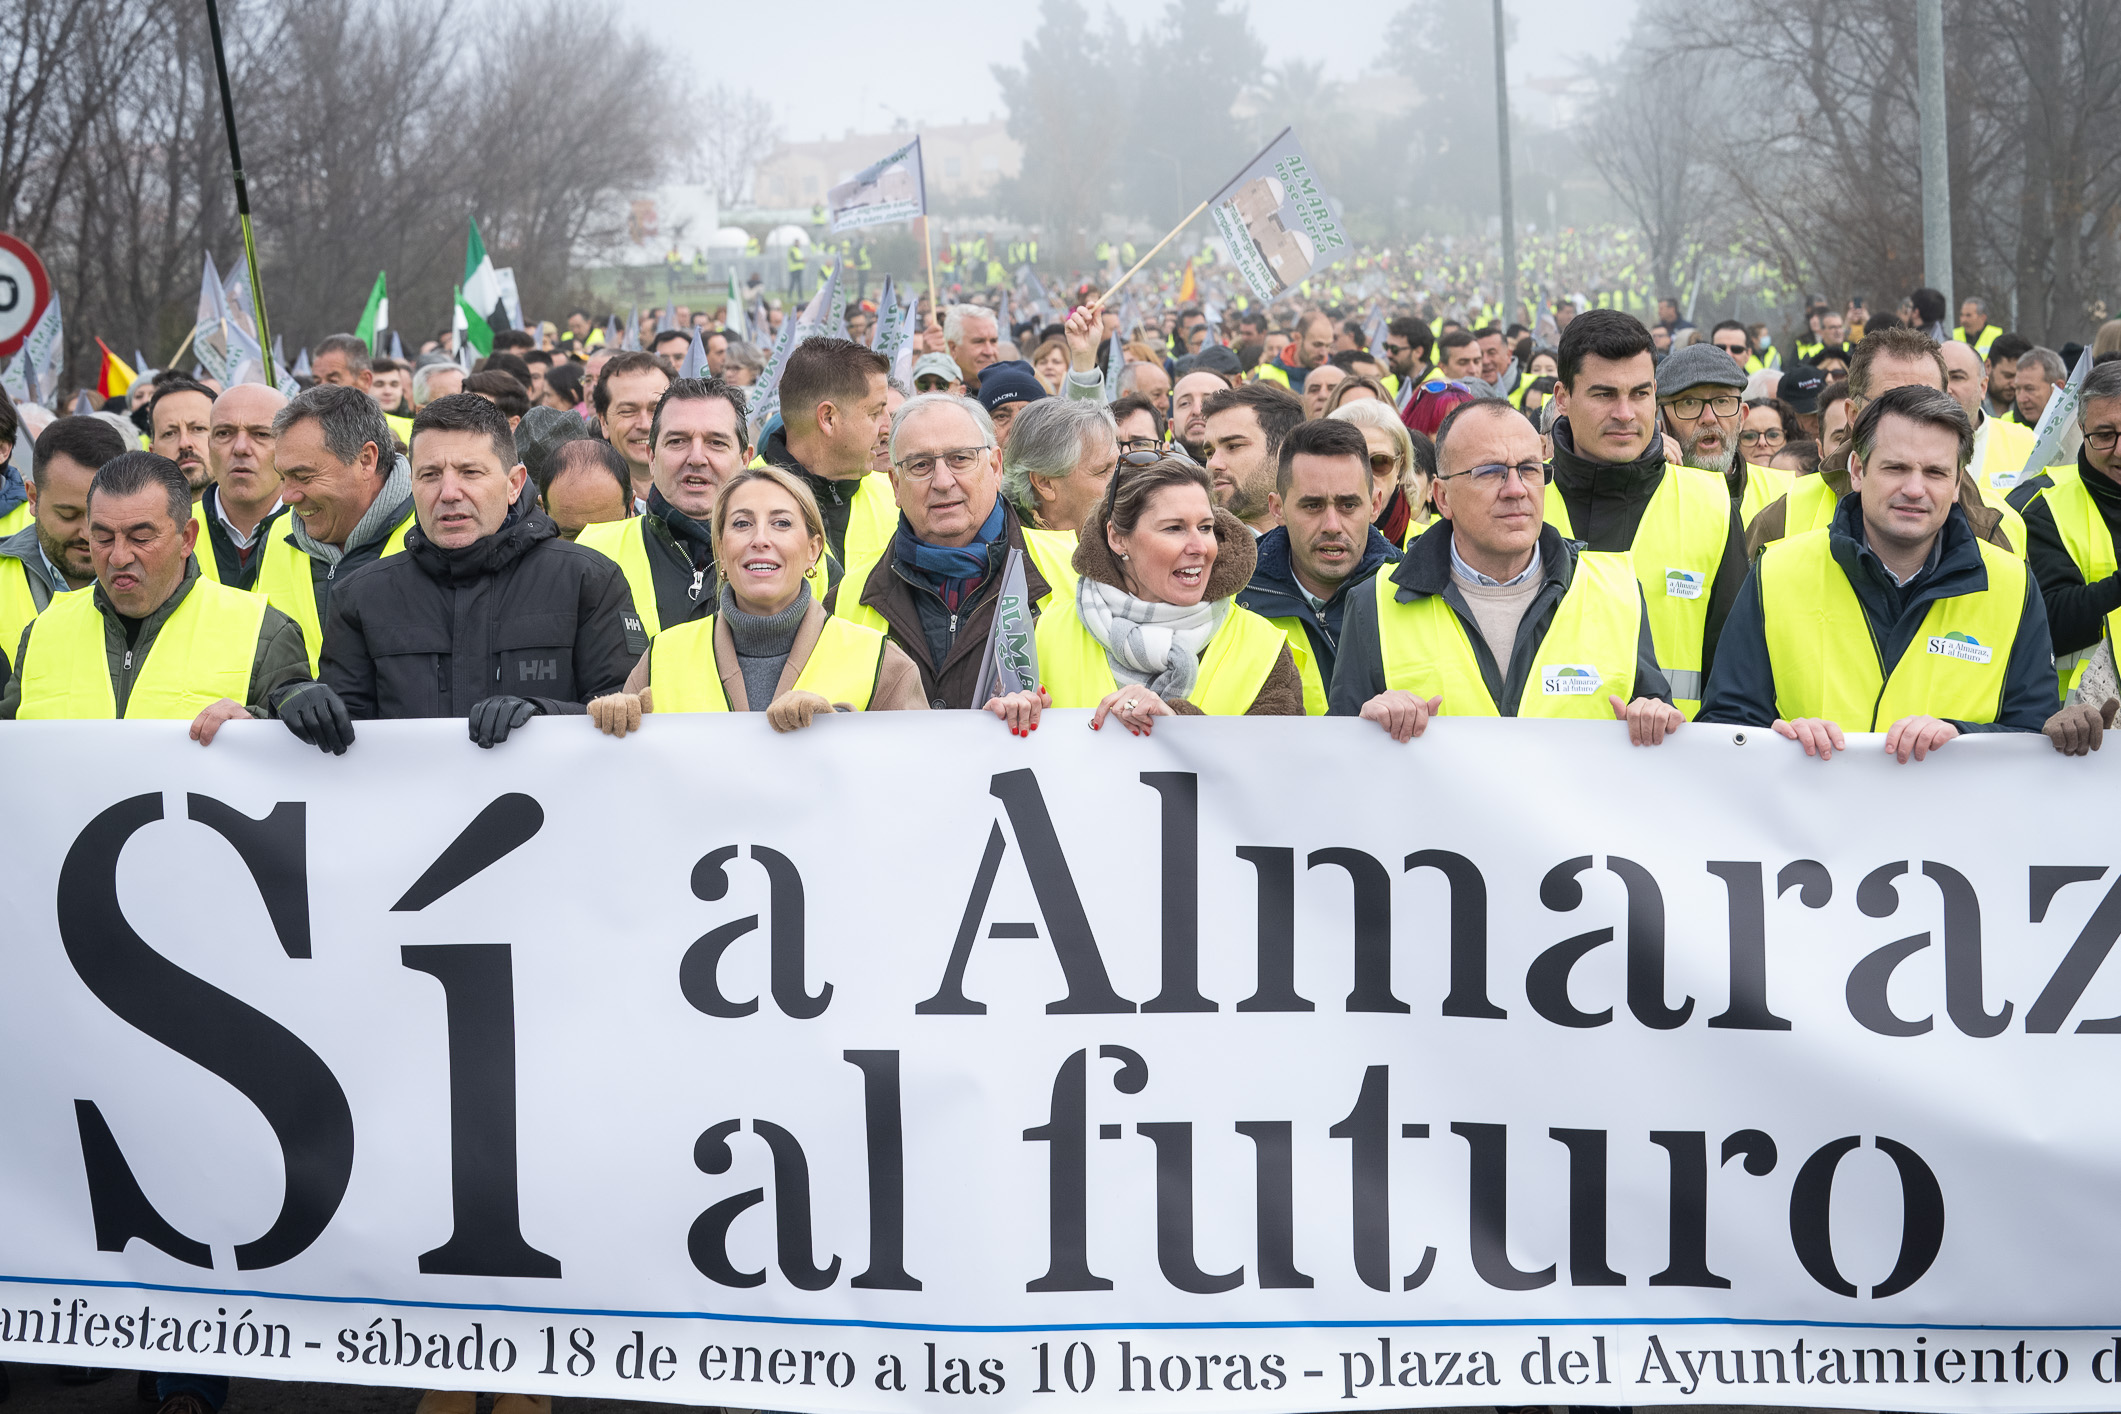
[1656, 342, 1749, 397]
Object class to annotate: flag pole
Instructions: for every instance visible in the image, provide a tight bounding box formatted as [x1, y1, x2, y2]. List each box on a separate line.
[165, 326, 197, 373]
[204, 0, 275, 389]
[1091, 126, 1290, 309]
[1091, 199, 1210, 309]
[920, 216, 939, 332]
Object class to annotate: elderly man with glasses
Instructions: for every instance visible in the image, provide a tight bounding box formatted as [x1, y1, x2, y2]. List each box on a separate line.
[1329, 397, 1681, 744]
[829, 392, 1080, 709]
[1659, 343, 1795, 527]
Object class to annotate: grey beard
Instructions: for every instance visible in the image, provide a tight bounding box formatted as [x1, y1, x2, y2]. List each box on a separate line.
[1686, 442, 1737, 477]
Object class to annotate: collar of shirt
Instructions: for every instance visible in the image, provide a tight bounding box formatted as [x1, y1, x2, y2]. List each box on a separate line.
[31, 542, 70, 596]
[1449, 534, 1542, 588]
[210, 488, 280, 551]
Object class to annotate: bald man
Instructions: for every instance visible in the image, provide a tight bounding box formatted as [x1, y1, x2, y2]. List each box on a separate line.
[194, 382, 290, 589]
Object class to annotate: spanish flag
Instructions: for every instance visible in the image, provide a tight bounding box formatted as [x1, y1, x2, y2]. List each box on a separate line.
[95, 339, 136, 400]
[1177, 259, 1197, 304]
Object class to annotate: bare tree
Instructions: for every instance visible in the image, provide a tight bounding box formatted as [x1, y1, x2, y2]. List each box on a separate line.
[1578, 38, 1729, 310]
[691, 85, 780, 209]
[0, 0, 693, 391]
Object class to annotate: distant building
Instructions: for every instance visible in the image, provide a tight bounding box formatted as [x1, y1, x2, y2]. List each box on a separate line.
[751, 123, 1021, 210]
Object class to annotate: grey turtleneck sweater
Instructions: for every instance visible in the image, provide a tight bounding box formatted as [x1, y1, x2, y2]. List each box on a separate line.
[720, 582, 810, 710]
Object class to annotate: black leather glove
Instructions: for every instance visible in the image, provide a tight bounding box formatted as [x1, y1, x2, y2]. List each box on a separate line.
[280, 682, 355, 756]
[468, 695, 539, 749]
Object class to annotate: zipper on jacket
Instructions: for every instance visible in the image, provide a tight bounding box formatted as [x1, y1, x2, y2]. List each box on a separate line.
[122, 649, 133, 672]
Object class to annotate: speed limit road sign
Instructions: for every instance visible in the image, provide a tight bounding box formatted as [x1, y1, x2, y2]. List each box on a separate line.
[0, 234, 52, 358]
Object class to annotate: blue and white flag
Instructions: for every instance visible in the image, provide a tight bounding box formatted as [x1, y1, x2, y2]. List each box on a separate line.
[827, 137, 926, 233]
[678, 329, 709, 381]
[2011, 346, 2096, 487]
[1206, 127, 1349, 301]
[191, 253, 233, 384]
[748, 306, 806, 440]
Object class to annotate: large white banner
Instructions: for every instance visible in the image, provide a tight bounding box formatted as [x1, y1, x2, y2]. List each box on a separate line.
[4, 715, 2121, 1411]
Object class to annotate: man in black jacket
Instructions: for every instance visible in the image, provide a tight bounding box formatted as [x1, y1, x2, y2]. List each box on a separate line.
[1547, 309, 1747, 711]
[283, 394, 644, 753]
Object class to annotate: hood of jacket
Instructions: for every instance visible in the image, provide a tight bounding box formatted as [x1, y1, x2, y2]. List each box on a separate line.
[404, 487, 557, 584]
[1240, 523, 1399, 621]
[1072, 497, 1256, 602]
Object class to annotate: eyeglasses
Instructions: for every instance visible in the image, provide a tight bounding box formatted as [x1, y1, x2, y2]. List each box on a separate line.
[893, 446, 986, 479]
[1437, 460, 1552, 488]
[1738, 428, 1786, 446]
[1119, 436, 1162, 454]
[1663, 394, 1742, 419]
[2088, 428, 2121, 452]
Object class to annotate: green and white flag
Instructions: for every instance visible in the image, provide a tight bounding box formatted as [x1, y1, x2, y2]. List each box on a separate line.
[453, 287, 492, 361]
[354, 271, 388, 352]
[460, 219, 503, 355]
[724, 270, 747, 344]
[1206, 127, 1348, 301]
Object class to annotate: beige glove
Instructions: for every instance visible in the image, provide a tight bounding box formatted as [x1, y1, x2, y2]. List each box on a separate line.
[766, 690, 836, 733]
[589, 692, 644, 738]
[2044, 697, 2119, 756]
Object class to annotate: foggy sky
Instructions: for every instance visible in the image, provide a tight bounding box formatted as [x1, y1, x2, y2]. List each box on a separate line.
[612, 0, 1637, 145]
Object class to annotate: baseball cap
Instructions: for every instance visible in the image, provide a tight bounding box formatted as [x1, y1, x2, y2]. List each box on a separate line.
[911, 352, 962, 389]
[1778, 365, 1828, 415]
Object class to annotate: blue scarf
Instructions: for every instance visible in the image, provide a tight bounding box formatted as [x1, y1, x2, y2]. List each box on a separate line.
[898, 498, 1007, 584]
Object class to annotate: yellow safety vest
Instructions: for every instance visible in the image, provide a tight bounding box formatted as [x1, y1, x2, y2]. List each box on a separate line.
[647, 613, 886, 713]
[1738, 462, 1794, 527]
[1252, 363, 1292, 389]
[1759, 527, 2026, 728]
[254, 513, 414, 672]
[0, 554, 64, 670]
[577, 515, 828, 639]
[1371, 551, 1639, 718]
[18, 578, 267, 720]
[1036, 594, 1286, 716]
[385, 413, 414, 448]
[836, 526, 1079, 635]
[1954, 325, 2001, 357]
[0, 500, 30, 538]
[1258, 615, 1326, 715]
[2033, 471, 2115, 697]
[1544, 465, 1725, 715]
[1784, 472, 2028, 561]
[1795, 339, 1824, 364]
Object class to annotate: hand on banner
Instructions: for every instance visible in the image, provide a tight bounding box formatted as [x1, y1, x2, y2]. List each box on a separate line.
[1611, 694, 1683, 746]
[1773, 716, 1847, 760]
[767, 689, 838, 732]
[468, 694, 539, 749]
[1360, 689, 1442, 743]
[1093, 687, 1173, 735]
[188, 698, 251, 746]
[1883, 713, 1959, 763]
[2044, 696, 2119, 755]
[984, 685, 1049, 736]
[279, 681, 356, 755]
[1064, 305, 1101, 372]
[589, 692, 644, 738]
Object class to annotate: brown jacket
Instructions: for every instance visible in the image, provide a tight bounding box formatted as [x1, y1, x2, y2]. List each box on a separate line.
[1070, 499, 1305, 716]
[1745, 451, 2016, 559]
[833, 503, 1056, 710]
[623, 597, 927, 712]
